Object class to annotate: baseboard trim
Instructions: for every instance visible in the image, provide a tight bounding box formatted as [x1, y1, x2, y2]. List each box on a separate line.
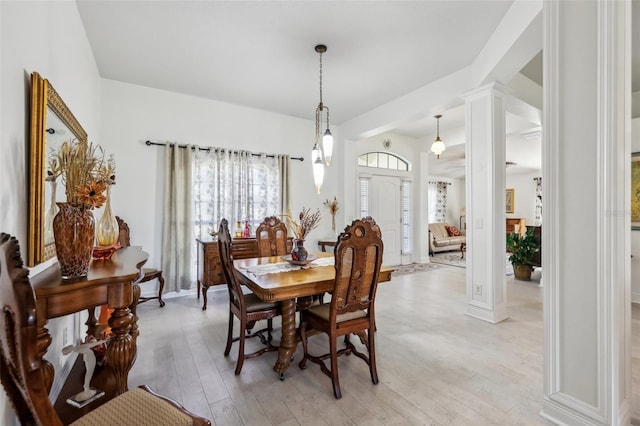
[541, 397, 606, 426]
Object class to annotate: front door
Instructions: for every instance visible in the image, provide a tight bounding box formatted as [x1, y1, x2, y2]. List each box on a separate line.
[370, 175, 402, 266]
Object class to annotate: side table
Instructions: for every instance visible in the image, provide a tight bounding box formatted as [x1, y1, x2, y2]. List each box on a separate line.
[317, 240, 336, 252]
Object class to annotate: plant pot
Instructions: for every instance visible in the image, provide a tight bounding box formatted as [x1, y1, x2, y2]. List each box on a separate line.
[513, 264, 532, 281]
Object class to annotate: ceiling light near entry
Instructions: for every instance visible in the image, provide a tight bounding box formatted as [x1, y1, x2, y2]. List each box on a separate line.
[431, 114, 445, 159]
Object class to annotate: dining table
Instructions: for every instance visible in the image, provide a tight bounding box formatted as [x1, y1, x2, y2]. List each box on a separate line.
[234, 251, 393, 379]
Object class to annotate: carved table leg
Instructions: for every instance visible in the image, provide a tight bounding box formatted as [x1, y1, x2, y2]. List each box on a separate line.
[86, 307, 98, 338]
[202, 284, 209, 310]
[36, 323, 54, 393]
[107, 306, 135, 394]
[130, 284, 141, 344]
[274, 298, 298, 379]
[296, 296, 313, 310]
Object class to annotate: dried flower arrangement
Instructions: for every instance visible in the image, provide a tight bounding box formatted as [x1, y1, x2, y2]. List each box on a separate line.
[48, 139, 115, 209]
[285, 207, 321, 241]
[323, 196, 339, 232]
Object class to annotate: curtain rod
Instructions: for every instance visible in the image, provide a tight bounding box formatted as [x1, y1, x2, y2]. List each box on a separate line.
[145, 140, 304, 162]
[428, 181, 451, 185]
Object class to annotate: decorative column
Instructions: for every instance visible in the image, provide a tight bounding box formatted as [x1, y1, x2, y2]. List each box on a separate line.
[463, 81, 508, 324]
[541, 0, 631, 425]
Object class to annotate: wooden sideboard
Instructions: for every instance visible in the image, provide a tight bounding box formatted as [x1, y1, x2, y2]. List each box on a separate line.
[506, 218, 526, 236]
[196, 237, 292, 310]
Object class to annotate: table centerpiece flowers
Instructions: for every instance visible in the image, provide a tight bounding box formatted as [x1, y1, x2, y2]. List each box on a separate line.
[285, 207, 321, 261]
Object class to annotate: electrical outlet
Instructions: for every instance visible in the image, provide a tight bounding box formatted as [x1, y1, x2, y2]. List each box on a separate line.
[63, 327, 68, 346]
[474, 285, 482, 296]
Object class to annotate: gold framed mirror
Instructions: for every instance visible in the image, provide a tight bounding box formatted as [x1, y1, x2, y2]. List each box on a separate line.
[28, 72, 88, 266]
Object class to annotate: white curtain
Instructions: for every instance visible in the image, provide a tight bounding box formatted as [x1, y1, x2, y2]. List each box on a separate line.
[161, 144, 193, 293]
[534, 177, 542, 226]
[427, 181, 448, 223]
[193, 148, 282, 238]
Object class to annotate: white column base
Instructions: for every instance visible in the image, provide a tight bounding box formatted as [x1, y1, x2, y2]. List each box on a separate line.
[464, 303, 508, 324]
[540, 396, 629, 426]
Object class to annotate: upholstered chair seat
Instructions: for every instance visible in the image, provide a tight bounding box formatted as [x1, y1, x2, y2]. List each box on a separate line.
[70, 387, 193, 426]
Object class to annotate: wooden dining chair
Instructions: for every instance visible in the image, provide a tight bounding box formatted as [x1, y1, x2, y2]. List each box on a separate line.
[298, 218, 384, 399]
[255, 216, 288, 257]
[218, 219, 282, 375]
[0, 233, 210, 426]
[116, 216, 165, 307]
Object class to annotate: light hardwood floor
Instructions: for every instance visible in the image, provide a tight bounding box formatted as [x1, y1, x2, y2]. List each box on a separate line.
[130, 265, 639, 425]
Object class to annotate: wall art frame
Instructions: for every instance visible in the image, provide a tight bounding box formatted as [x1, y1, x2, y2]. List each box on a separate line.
[506, 188, 514, 214]
[631, 152, 640, 230]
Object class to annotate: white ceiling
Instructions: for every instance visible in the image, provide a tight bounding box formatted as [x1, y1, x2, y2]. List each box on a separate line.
[76, 0, 513, 125]
[76, 0, 638, 179]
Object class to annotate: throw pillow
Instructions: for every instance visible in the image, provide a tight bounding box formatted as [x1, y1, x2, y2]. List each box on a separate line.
[446, 225, 461, 236]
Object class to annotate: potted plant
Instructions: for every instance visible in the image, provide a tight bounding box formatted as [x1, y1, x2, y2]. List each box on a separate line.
[506, 227, 540, 280]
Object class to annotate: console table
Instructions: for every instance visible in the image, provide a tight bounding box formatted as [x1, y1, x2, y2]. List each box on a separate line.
[317, 240, 336, 252]
[196, 237, 292, 310]
[31, 247, 148, 423]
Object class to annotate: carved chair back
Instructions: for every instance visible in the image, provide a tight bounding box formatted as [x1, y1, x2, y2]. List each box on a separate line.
[217, 219, 246, 314]
[116, 216, 131, 247]
[115, 216, 165, 306]
[255, 216, 288, 257]
[0, 233, 63, 425]
[331, 219, 384, 321]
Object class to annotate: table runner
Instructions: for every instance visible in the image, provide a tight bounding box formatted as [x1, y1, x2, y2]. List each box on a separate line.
[237, 256, 335, 276]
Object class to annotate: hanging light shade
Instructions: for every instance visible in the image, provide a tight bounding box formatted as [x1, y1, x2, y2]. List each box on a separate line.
[312, 44, 333, 192]
[431, 114, 446, 159]
[323, 128, 333, 166]
[312, 143, 324, 194]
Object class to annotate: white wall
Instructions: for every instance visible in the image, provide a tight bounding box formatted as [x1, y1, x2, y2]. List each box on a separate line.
[631, 117, 640, 303]
[506, 170, 540, 226]
[0, 2, 101, 424]
[100, 79, 342, 278]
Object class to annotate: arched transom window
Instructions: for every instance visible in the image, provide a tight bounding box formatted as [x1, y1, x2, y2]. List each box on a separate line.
[357, 152, 410, 171]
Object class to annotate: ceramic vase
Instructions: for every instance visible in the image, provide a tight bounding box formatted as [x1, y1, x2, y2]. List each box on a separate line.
[291, 239, 308, 261]
[53, 202, 95, 279]
[96, 185, 119, 246]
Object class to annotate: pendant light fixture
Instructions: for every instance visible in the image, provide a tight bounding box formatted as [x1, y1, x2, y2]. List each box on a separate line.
[312, 44, 333, 194]
[431, 114, 445, 159]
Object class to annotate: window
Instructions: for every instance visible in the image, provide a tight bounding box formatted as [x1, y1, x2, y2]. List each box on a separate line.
[357, 152, 409, 171]
[193, 151, 282, 239]
[359, 176, 370, 218]
[402, 179, 412, 254]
